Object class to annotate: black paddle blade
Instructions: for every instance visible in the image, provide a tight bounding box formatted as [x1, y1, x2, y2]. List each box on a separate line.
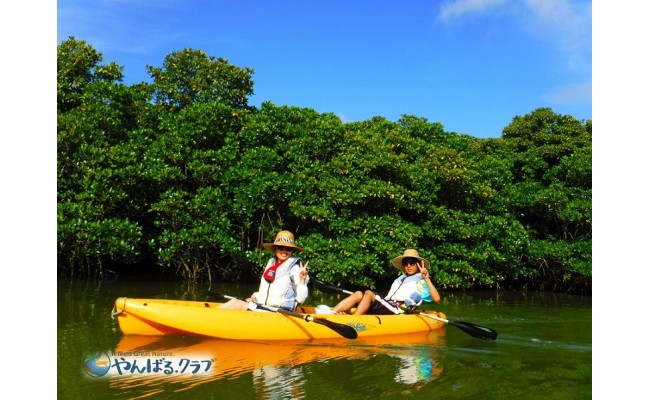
[312, 318, 358, 339]
[448, 320, 498, 340]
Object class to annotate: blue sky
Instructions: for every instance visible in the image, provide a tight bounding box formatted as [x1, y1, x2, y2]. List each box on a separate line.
[56, 0, 592, 139]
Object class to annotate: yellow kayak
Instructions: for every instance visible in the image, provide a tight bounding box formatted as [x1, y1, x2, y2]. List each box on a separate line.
[111, 297, 447, 341]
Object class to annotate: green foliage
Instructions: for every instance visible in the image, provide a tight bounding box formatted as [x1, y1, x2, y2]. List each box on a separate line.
[57, 39, 592, 293]
[150, 187, 242, 282]
[57, 36, 124, 113]
[499, 108, 592, 291]
[57, 38, 154, 274]
[148, 48, 254, 111]
[57, 200, 142, 276]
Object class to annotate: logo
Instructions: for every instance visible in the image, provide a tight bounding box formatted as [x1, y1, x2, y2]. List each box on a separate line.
[82, 350, 214, 378]
[83, 351, 111, 377]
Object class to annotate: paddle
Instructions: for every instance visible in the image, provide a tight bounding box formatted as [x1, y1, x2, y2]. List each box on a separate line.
[207, 291, 358, 340]
[312, 278, 355, 295]
[406, 309, 498, 340]
[311, 278, 498, 341]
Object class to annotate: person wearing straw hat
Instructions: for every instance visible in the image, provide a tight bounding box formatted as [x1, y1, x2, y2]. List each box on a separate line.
[331, 249, 440, 315]
[219, 230, 310, 311]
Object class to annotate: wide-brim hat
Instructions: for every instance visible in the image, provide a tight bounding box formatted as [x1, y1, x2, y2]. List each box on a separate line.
[262, 230, 304, 252]
[391, 249, 430, 271]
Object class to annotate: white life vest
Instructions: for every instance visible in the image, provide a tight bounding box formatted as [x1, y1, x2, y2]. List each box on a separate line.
[254, 256, 308, 310]
[385, 273, 424, 305]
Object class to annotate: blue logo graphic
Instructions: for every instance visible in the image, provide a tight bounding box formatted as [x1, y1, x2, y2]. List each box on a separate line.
[83, 351, 111, 377]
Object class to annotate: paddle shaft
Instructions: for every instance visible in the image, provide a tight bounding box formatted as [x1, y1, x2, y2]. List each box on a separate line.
[312, 278, 355, 295]
[211, 292, 358, 339]
[218, 294, 305, 316]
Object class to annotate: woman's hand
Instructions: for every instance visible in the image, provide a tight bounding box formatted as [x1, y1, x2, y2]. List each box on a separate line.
[418, 263, 430, 280]
[299, 261, 309, 282]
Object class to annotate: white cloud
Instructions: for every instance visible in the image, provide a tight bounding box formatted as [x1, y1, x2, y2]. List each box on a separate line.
[438, 0, 591, 72]
[522, 0, 592, 53]
[58, 0, 188, 55]
[543, 81, 592, 103]
[438, 0, 511, 23]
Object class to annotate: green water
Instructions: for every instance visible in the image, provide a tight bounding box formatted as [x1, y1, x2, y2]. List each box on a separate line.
[57, 278, 591, 399]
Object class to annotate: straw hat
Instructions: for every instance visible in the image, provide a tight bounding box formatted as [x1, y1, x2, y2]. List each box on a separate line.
[391, 249, 430, 271]
[262, 230, 304, 252]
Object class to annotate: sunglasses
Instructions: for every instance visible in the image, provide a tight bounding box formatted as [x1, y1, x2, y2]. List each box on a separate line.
[275, 246, 294, 252]
[402, 258, 419, 267]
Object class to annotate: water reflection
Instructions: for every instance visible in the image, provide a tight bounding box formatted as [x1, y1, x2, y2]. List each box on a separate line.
[393, 350, 441, 385]
[253, 365, 306, 400]
[109, 331, 445, 399]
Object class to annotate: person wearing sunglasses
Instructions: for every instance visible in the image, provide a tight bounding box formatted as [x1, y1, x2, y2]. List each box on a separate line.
[331, 249, 440, 315]
[219, 230, 309, 311]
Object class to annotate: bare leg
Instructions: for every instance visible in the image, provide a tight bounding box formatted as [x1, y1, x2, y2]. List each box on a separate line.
[217, 298, 250, 310]
[353, 290, 377, 315]
[331, 291, 364, 314]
